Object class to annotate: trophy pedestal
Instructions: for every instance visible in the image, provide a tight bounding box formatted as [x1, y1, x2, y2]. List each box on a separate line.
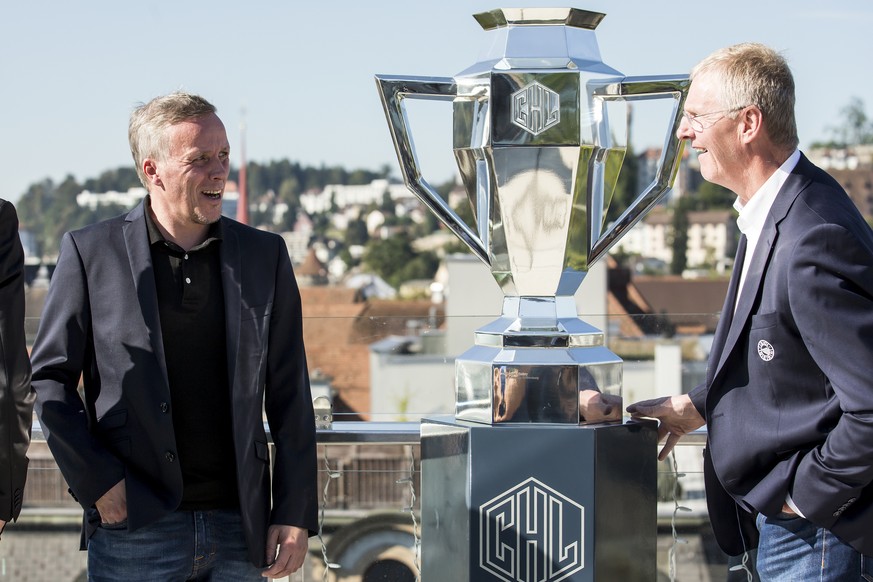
[421, 417, 658, 582]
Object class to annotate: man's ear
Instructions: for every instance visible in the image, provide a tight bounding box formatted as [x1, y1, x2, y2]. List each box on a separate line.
[739, 106, 764, 145]
[143, 159, 162, 188]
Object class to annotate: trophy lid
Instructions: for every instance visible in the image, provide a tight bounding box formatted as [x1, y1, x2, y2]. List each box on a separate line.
[473, 7, 605, 30]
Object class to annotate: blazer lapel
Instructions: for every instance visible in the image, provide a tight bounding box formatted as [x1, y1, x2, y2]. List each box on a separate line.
[713, 220, 777, 379]
[709, 155, 814, 385]
[707, 235, 746, 387]
[220, 220, 242, 392]
[122, 202, 170, 389]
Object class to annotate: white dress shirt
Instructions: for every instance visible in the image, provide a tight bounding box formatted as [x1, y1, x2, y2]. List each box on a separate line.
[733, 149, 801, 311]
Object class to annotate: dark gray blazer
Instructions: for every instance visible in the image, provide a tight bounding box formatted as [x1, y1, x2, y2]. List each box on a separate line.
[690, 154, 873, 556]
[31, 201, 317, 567]
[0, 199, 33, 524]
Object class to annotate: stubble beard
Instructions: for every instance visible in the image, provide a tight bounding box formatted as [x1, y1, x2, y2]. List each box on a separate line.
[192, 209, 221, 225]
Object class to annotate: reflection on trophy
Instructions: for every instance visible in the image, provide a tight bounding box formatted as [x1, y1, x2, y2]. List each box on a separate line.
[377, 7, 688, 425]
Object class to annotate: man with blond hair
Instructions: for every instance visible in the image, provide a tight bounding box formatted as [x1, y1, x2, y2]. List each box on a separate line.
[32, 92, 317, 580]
[629, 44, 873, 579]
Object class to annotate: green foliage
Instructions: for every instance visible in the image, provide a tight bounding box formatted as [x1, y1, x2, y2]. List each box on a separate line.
[606, 145, 638, 223]
[362, 232, 439, 288]
[18, 160, 391, 257]
[669, 198, 690, 275]
[82, 167, 141, 192]
[17, 170, 138, 257]
[827, 97, 873, 146]
[344, 217, 369, 246]
[691, 181, 734, 210]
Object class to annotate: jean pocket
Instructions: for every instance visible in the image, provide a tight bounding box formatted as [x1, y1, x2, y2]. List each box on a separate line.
[776, 511, 801, 520]
[99, 519, 128, 531]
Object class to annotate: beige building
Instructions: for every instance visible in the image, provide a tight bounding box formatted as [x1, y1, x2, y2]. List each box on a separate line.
[613, 207, 738, 274]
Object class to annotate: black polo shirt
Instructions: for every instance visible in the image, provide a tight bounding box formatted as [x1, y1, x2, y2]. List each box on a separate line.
[145, 199, 239, 510]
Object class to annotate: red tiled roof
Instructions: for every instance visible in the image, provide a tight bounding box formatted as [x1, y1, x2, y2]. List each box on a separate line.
[299, 288, 445, 419]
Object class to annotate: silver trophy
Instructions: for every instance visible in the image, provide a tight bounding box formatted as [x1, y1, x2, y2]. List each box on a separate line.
[377, 7, 688, 425]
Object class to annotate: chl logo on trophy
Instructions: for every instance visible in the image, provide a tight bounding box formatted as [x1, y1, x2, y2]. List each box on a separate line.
[480, 477, 585, 582]
[511, 81, 561, 136]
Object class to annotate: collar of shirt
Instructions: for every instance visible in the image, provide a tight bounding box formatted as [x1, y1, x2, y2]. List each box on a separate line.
[143, 195, 223, 252]
[731, 149, 801, 311]
[733, 149, 801, 243]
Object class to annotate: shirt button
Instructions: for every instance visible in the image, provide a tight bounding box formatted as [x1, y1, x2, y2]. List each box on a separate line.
[160, 402, 169, 413]
[184, 254, 189, 260]
[165, 451, 176, 462]
[185, 277, 191, 284]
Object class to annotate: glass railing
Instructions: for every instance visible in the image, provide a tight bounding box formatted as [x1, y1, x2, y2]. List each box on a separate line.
[8, 311, 737, 582]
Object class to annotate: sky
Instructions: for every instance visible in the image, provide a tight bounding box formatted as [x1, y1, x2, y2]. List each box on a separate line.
[2, 0, 872, 202]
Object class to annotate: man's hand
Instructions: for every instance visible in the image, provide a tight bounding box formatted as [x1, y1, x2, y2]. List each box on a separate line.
[95, 479, 127, 524]
[262, 525, 308, 579]
[626, 395, 705, 461]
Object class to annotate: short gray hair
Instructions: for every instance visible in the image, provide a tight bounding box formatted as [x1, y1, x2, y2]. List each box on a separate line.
[691, 43, 798, 151]
[129, 92, 218, 188]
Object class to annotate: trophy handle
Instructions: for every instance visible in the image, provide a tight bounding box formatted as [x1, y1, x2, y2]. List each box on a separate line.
[375, 75, 490, 265]
[589, 75, 689, 265]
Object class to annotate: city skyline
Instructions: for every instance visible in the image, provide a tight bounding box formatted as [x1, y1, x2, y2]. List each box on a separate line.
[2, 0, 872, 202]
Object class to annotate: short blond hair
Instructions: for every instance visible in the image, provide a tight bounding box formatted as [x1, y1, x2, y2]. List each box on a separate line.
[692, 43, 798, 151]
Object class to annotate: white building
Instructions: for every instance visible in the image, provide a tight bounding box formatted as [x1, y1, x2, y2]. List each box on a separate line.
[76, 187, 147, 209]
[299, 179, 414, 215]
[613, 207, 737, 272]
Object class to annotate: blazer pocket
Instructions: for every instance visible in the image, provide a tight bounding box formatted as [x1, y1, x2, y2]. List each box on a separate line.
[255, 440, 270, 463]
[750, 311, 777, 330]
[97, 409, 128, 430]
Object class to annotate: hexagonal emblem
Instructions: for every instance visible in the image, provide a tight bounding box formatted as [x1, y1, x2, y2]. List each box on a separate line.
[511, 82, 561, 136]
[480, 477, 585, 581]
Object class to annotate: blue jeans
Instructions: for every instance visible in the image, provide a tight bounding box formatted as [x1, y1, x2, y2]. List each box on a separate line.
[87, 509, 264, 581]
[756, 512, 873, 581]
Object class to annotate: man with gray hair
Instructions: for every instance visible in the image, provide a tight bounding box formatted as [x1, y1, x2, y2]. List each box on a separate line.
[628, 44, 873, 579]
[32, 92, 317, 580]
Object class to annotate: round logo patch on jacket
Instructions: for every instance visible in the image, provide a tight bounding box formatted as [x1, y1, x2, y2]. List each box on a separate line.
[757, 340, 775, 361]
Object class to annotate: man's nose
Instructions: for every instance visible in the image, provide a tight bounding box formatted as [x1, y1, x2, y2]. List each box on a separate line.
[210, 158, 229, 179]
[676, 116, 694, 141]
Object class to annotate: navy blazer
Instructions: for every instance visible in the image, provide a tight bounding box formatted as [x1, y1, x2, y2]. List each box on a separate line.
[31, 202, 317, 567]
[689, 154, 873, 556]
[0, 200, 33, 523]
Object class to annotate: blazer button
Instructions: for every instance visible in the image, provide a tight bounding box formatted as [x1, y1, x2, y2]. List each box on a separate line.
[160, 402, 169, 413]
[165, 451, 176, 462]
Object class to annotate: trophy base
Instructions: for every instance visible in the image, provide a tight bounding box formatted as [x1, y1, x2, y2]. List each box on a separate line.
[455, 342, 622, 425]
[421, 416, 658, 581]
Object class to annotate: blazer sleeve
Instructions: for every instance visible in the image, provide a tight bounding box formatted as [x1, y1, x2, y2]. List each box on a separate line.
[31, 232, 126, 509]
[787, 221, 873, 527]
[0, 201, 34, 522]
[262, 236, 317, 534]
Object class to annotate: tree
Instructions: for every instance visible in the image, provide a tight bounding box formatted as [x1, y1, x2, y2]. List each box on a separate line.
[362, 232, 439, 288]
[694, 181, 734, 210]
[606, 145, 639, 223]
[669, 200, 689, 275]
[828, 97, 873, 146]
[344, 217, 369, 246]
